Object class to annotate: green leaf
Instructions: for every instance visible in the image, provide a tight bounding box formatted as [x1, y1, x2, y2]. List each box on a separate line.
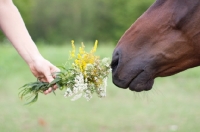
[25, 93, 39, 105]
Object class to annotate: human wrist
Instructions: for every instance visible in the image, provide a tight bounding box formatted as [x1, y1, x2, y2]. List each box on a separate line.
[13, 41, 43, 66]
[25, 54, 44, 66]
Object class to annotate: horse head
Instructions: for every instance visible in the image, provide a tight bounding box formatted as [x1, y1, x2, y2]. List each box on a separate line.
[111, 0, 200, 92]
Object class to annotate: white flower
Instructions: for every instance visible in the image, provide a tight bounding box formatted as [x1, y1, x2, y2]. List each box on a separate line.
[64, 56, 110, 101]
[99, 90, 106, 97]
[71, 93, 83, 101]
[64, 73, 88, 100]
[97, 77, 107, 98]
[73, 73, 87, 92]
[64, 88, 73, 97]
[102, 58, 110, 67]
[86, 64, 94, 70]
[84, 90, 92, 101]
[73, 87, 78, 94]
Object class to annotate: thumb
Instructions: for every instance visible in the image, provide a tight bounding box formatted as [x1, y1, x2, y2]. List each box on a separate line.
[44, 72, 54, 83]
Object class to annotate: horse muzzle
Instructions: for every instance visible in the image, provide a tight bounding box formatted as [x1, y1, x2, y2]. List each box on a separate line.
[111, 49, 155, 92]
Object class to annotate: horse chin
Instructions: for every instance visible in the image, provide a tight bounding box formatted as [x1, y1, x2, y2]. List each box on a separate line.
[112, 69, 155, 92]
[124, 70, 154, 92]
[128, 77, 154, 92]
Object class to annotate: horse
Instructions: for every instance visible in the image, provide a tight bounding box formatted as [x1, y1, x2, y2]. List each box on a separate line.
[111, 0, 200, 92]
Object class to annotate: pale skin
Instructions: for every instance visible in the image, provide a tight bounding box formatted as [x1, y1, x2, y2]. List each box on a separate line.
[0, 0, 60, 94]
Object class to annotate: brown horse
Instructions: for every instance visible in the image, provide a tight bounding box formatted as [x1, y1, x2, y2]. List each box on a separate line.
[111, 0, 200, 92]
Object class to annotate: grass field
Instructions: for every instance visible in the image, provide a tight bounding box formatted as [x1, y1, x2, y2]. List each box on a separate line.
[0, 43, 200, 132]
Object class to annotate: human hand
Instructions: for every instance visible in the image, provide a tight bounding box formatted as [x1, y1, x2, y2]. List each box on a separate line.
[28, 57, 60, 95]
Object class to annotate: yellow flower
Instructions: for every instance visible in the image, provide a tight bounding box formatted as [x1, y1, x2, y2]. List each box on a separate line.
[91, 40, 98, 53]
[79, 43, 85, 55]
[70, 40, 76, 58]
[70, 40, 100, 74]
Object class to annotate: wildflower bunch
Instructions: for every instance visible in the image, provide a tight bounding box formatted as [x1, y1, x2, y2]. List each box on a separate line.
[19, 40, 111, 104]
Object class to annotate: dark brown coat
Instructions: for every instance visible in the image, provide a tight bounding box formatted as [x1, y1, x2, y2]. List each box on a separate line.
[111, 0, 200, 92]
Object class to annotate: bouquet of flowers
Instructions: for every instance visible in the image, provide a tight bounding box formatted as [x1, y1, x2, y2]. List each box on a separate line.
[19, 40, 111, 104]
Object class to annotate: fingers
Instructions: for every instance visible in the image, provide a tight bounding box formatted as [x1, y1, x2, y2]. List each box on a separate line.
[53, 66, 60, 73]
[51, 65, 60, 77]
[43, 74, 55, 95]
[37, 76, 45, 82]
[44, 85, 57, 95]
[37, 75, 54, 95]
[44, 73, 54, 83]
[31, 59, 60, 95]
[43, 67, 60, 95]
[44, 88, 52, 95]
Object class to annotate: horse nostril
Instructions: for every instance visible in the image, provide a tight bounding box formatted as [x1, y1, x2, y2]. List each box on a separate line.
[111, 51, 120, 72]
[111, 58, 119, 71]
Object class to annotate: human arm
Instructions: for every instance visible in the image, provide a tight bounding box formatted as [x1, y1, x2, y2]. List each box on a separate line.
[0, 0, 59, 94]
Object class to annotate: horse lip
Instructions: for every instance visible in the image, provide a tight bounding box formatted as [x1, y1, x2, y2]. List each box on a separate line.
[112, 75, 129, 89]
[112, 70, 144, 89]
[127, 70, 144, 86]
[128, 70, 154, 92]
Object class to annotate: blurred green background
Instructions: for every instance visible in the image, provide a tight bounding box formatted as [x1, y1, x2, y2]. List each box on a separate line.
[1, 44, 200, 132]
[1, 0, 200, 132]
[1, 0, 154, 44]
